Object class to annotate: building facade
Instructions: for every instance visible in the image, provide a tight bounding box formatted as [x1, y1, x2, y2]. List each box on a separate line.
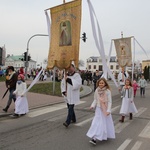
[0, 45, 6, 66]
[5, 54, 36, 73]
[86, 56, 119, 73]
[142, 60, 150, 71]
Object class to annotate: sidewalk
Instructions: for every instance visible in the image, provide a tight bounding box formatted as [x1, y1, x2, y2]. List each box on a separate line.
[0, 80, 93, 117]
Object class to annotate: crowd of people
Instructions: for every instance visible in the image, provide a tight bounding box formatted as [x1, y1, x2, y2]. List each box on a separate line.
[1, 64, 148, 146]
[60, 66, 148, 146]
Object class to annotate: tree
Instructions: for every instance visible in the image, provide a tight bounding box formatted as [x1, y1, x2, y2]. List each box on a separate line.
[144, 66, 149, 80]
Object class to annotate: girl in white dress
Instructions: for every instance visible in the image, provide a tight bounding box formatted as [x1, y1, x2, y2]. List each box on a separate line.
[86, 78, 115, 145]
[119, 79, 138, 122]
[12, 74, 29, 117]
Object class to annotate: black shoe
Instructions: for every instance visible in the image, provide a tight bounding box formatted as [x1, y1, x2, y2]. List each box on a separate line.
[10, 114, 19, 118]
[3, 108, 7, 112]
[20, 113, 26, 116]
[71, 120, 76, 123]
[89, 139, 96, 145]
[63, 122, 69, 127]
[13, 114, 19, 117]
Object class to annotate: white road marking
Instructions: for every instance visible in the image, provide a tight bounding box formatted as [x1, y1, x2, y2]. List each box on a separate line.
[131, 141, 142, 150]
[28, 101, 85, 118]
[115, 121, 130, 133]
[114, 107, 147, 133]
[75, 105, 121, 127]
[139, 121, 150, 138]
[47, 114, 66, 122]
[134, 107, 147, 117]
[75, 105, 120, 127]
[117, 138, 132, 150]
[111, 105, 120, 113]
[75, 117, 93, 126]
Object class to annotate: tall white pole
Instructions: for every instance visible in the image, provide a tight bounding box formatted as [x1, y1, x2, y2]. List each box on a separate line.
[25, 34, 48, 80]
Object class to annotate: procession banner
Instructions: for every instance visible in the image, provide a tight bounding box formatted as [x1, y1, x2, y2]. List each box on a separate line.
[114, 37, 132, 68]
[47, 0, 82, 69]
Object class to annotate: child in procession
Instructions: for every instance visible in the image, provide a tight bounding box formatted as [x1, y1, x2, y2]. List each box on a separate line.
[119, 79, 138, 123]
[138, 75, 147, 98]
[132, 80, 139, 97]
[12, 74, 29, 117]
[86, 78, 115, 145]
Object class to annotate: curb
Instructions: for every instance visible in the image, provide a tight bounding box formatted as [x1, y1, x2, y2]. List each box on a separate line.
[0, 85, 93, 118]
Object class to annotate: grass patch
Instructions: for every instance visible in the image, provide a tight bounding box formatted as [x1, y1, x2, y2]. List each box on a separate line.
[0, 78, 83, 97]
[0, 76, 5, 82]
[28, 82, 83, 97]
[29, 82, 62, 97]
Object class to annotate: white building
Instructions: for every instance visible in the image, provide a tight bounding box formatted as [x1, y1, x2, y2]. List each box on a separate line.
[5, 54, 36, 72]
[86, 56, 119, 74]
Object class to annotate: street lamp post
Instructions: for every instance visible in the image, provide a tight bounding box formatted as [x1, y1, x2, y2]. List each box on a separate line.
[25, 34, 49, 79]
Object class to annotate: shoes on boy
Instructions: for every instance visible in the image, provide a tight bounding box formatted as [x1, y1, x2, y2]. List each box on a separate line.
[71, 120, 76, 123]
[63, 122, 69, 127]
[89, 139, 96, 145]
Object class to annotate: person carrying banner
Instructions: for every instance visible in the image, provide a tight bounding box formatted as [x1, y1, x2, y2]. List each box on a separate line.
[118, 67, 129, 98]
[3, 66, 18, 112]
[61, 64, 82, 128]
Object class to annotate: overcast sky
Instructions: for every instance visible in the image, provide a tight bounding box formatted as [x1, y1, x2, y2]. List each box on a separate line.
[0, 0, 150, 67]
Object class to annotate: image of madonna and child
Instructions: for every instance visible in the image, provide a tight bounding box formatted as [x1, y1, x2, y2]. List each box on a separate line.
[12, 74, 29, 117]
[86, 78, 115, 145]
[119, 78, 138, 123]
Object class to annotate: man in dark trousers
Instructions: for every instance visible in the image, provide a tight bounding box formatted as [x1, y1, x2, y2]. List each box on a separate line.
[61, 64, 82, 127]
[3, 66, 18, 112]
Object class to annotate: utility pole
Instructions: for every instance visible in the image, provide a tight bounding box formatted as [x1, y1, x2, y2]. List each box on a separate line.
[121, 31, 123, 38]
[25, 34, 49, 79]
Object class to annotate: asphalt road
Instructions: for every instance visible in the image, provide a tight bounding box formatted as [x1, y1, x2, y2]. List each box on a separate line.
[0, 82, 150, 150]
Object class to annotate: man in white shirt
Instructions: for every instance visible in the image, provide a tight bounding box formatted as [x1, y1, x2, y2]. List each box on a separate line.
[118, 67, 129, 97]
[61, 64, 82, 127]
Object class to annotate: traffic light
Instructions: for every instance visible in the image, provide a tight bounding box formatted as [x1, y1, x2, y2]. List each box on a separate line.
[28, 55, 31, 61]
[82, 32, 87, 42]
[24, 52, 27, 61]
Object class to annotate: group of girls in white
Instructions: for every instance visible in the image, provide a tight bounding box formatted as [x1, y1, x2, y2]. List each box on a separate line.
[86, 77, 138, 146]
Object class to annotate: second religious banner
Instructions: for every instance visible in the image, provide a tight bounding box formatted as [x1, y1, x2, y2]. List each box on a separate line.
[47, 0, 82, 69]
[114, 37, 132, 68]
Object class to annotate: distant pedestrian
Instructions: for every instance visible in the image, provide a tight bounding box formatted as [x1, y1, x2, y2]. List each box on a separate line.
[119, 79, 138, 123]
[86, 78, 115, 145]
[80, 70, 85, 85]
[132, 80, 139, 97]
[61, 64, 82, 128]
[12, 74, 29, 117]
[138, 75, 147, 98]
[19, 67, 24, 75]
[93, 70, 101, 91]
[3, 66, 18, 112]
[43, 71, 48, 81]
